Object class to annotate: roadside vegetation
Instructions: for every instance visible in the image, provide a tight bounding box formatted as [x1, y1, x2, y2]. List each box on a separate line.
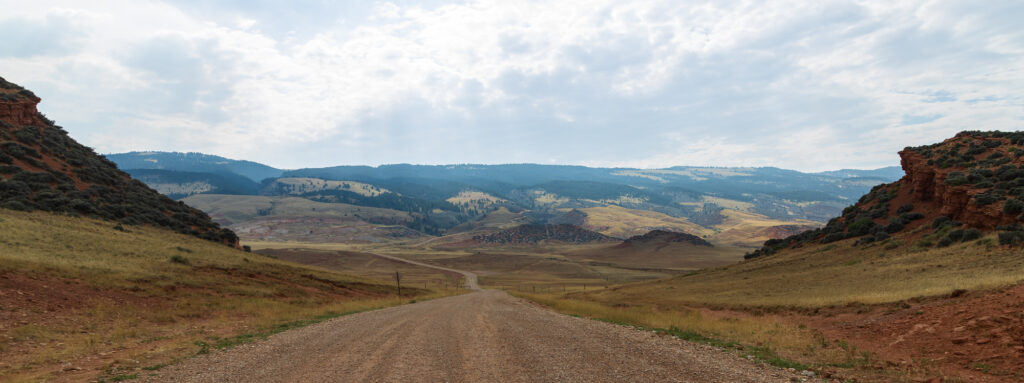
[0, 210, 462, 382]
[510, 291, 868, 374]
[595, 231, 1024, 308]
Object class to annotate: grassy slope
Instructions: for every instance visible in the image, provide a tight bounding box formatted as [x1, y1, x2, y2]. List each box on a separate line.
[585, 234, 1024, 308]
[577, 205, 711, 238]
[563, 241, 745, 271]
[710, 209, 822, 248]
[182, 194, 411, 225]
[510, 233, 1024, 381]
[0, 210, 452, 382]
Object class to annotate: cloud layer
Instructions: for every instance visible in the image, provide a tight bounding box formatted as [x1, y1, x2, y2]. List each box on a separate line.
[2, 0, 1021, 171]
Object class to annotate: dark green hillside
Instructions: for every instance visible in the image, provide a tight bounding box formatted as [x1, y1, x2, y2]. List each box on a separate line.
[0, 76, 238, 245]
[106, 151, 284, 182]
[125, 169, 260, 198]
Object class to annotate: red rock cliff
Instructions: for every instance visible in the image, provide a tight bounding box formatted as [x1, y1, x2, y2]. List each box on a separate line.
[0, 96, 44, 127]
[898, 135, 1018, 230]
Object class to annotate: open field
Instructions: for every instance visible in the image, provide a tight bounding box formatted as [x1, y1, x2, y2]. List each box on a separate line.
[182, 194, 411, 226]
[0, 210, 459, 383]
[577, 205, 711, 238]
[508, 291, 864, 375]
[257, 248, 466, 289]
[710, 210, 823, 248]
[247, 241, 680, 291]
[564, 242, 746, 271]
[583, 235, 1024, 308]
[267, 178, 390, 197]
[182, 195, 422, 243]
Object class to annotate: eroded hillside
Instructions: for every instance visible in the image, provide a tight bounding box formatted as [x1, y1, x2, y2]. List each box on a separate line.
[0, 77, 238, 245]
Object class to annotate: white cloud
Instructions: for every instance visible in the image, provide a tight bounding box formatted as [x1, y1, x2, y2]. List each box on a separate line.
[0, 0, 1021, 171]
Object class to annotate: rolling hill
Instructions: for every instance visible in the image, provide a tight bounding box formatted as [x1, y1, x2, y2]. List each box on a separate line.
[0, 77, 444, 382]
[182, 194, 424, 243]
[470, 224, 616, 245]
[0, 76, 237, 245]
[105, 151, 284, 182]
[125, 168, 260, 199]
[106, 151, 902, 245]
[559, 131, 1024, 381]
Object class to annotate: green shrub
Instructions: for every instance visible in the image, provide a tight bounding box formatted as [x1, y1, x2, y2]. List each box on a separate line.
[997, 231, 1024, 246]
[170, 255, 191, 265]
[962, 228, 982, 241]
[847, 217, 877, 237]
[1003, 199, 1024, 215]
[974, 191, 999, 206]
[945, 172, 968, 186]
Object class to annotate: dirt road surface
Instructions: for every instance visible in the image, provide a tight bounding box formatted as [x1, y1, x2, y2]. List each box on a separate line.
[146, 291, 794, 383]
[368, 252, 479, 290]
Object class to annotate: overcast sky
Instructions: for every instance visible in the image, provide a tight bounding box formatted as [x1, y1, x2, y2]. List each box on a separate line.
[1, 1, 1021, 171]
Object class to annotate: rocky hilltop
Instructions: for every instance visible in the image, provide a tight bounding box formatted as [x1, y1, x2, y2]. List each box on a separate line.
[618, 229, 712, 247]
[748, 131, 1024, 258]
[472, 224, 614, 245]
[0, 76, 238, 246]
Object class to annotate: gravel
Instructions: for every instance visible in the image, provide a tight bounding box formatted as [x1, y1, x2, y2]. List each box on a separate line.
[145, 290, 796, 382]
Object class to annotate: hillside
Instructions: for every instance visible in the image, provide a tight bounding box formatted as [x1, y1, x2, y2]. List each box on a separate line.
[471, 224, 615, 245]
[0, 77, 237, 245]
[182, 194, 423, 243]
[0, 209, 439, 382]
[619, 230, 713, 247]
[747, 131, 1024, 259]
[558, 132, 1024, 382]
[106, 148, 903, 244]
[125, 168, 260, 198]
[105, 151, 284, 182]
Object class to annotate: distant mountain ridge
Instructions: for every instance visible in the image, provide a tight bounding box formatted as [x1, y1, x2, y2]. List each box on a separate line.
[105, 151, 284, 182]
[105, 151, 903, 240]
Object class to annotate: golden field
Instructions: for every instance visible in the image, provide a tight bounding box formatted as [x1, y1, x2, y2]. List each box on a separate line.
[0, 210, 460, 382]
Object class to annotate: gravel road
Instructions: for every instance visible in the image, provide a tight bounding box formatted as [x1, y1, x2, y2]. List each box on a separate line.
[367, 252, 480, 290]
[146, 291, 795, 382]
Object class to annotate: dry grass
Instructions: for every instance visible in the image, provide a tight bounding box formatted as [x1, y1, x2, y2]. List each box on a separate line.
[182, 194, 410, 225]
[445, 191, 505, 205]
[0, 210, 461, 382]
[509, 291, 865, 370]
[710, 209, 823, 248]
[584, 235, 1024, 308]
[577, 205, 711, 238]
[271, 178, 390, 197]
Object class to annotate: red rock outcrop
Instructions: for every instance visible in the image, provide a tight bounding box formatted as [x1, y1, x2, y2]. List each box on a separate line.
[0, 76, 241, 248]
[898, 133, 1021, 230]
[0, 97, 44, 127]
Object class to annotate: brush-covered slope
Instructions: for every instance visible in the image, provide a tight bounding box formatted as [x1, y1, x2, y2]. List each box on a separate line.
[125, 168, 260, 199]
[747, 131, 1024, 259]
[0, 209, 429, 382]
[106, 151, 284, 182]
[0, 76, 237, 245]
[565, 230, 741, 272]
[619, 230, 713, 247]
[471, 224, 615, 245]
[590, 132, 1024, 308]
[183, 194, 424, 243]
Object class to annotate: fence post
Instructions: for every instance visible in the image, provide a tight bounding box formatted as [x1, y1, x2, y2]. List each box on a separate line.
[395, 271, 401, 297]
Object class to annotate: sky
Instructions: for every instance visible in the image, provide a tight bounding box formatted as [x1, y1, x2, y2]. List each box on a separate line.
[1, 1, 1022, 172]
